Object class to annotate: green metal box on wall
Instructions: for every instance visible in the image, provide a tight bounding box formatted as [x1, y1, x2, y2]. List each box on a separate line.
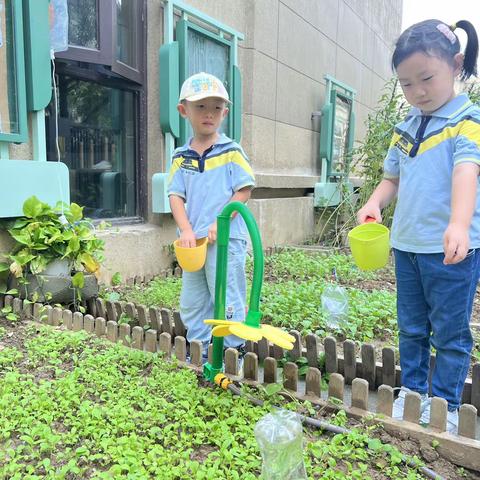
[315, 75, 356, 208]
[0, 0, 69, 218]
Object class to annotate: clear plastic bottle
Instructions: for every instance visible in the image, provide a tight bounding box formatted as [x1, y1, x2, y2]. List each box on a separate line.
[321, 283, 349, 330]
[254, 410, 307, 480]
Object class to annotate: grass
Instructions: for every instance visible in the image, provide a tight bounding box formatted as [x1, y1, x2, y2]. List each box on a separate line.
[0, 322, 426, 479]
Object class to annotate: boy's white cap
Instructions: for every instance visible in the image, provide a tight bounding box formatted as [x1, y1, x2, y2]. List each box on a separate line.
[179, 72, 231, 103]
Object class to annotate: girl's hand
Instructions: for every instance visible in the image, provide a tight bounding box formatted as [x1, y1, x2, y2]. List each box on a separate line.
[443, 223, 470, 264]
[356, 203, 382, 224]
[180, 228, 196, 248]
[208, 221, 217, 244]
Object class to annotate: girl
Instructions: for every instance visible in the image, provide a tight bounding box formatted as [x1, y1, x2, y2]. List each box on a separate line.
[357, 19, 480, 434]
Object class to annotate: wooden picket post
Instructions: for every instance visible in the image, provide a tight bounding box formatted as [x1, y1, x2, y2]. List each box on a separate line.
[190, 340, 203, 367]
[145, 330, 158, 353]
[95, 317, 106, 337]
[328, 373, 344, 401]
[244, 352, 258, 382]
[83, 314, 95, 333]
[132, 326, 144, 350]
[324, 336, 338, 374]
[72, 311, 83, 331]
[305, 367, 322, 399]
[351, 378, 369, 410]
[225, 348, 239, 376]
[263, 357, 277, 384]
[159, 332, 172, 357]
[174, 336, 187, 362]
[377, 385, 393, 417]
[107, 321, 118, 343]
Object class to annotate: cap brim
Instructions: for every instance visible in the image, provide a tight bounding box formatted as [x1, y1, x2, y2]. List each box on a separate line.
[181, 93, 232, 104]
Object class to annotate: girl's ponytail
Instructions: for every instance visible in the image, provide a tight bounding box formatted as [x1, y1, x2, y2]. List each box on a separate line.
[454, 20, 479, 80]
[392, 19, 478, 81]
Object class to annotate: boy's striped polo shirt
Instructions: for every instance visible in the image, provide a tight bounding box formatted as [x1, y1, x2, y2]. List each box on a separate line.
[383, 93, 480, 253]
[167, 134, 255, 240]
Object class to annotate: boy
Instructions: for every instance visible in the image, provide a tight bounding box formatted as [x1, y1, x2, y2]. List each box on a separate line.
[167, 72, 255, 362]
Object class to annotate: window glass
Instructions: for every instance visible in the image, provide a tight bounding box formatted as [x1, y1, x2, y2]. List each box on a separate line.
[332, 95, 351, 174]
[187, 28, 229, 136]
[0, 0, 19, 135]
[116, 0, 137, 68]
[68, 0, 98, 49]
[47, 76, 137, 218]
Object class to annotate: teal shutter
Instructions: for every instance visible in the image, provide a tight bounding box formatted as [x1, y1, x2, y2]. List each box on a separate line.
[23, 0, 52, 112]
[232, 65, 242, 143]
[159, 41, 180, 138]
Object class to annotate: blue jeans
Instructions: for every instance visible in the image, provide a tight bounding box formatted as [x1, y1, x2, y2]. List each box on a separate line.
[394, 248, 480, 410]
[180, 238, 247, 353]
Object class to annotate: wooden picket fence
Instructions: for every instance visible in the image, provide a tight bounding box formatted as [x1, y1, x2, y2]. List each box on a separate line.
[2, 289, 480, 471]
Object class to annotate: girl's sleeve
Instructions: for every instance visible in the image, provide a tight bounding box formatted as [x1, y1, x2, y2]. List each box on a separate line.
[383, 135, 400, 179]
[167, 156, 186, 199]
[453, 118, 480, 167]
[230, 148, 256, 191]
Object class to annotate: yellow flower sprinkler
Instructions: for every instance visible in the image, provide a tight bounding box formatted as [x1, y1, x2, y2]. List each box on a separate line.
[203, 202, 295, 382]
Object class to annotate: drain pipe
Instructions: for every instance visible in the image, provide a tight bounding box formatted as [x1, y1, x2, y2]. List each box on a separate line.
[214, 375, 444, 480]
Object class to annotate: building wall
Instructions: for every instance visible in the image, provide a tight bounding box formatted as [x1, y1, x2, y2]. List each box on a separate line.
[1, 0, 403, 282]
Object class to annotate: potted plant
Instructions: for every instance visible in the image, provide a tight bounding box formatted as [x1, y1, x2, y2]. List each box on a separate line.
[0, 196, 106, 305]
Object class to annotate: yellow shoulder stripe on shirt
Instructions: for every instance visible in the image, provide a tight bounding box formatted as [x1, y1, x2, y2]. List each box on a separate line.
[418, 119, 480, 156]
[167, 157, 183, 185]
[389, 132, 401, 148]
[204, 150, 254, 178]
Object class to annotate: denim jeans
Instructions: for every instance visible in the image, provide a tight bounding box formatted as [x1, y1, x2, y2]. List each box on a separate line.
[394, 248, 480, 410]
[180, 238, 247, 353]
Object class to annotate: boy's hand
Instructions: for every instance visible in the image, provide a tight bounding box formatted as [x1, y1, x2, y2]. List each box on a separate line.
[180, 228, 196, 248]
[443, 223, 470, 264]
[208, 221, 217, 244]
[356, 203, 382, 224]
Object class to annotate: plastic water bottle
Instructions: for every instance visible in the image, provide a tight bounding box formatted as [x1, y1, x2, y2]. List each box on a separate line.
[254, 410, 307, 480]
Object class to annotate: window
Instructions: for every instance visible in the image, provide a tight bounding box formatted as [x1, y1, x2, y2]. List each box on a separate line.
[331, 94, 353, 175]
[153, 1, 243, 214]
[47, 0, 145, 220]
[47, 75, 137, 218]
[0, 0, 27, 142]
[56, 0, 143, 83]
[68, 0, 98, 49]
[175, 19, 239, 145]
[186, 28, 230, 137]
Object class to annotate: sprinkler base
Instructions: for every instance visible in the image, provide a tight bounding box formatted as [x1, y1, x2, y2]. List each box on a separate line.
[203, 362, 223, 382]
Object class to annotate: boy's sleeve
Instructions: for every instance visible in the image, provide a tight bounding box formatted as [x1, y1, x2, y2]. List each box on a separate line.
[230, 148, 255, 191]
[453, 119, 480, 167]
[167, 156, 186, 199]
[383, 135, 400, 179]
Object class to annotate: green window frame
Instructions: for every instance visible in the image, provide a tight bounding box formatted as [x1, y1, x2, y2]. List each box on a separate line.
[0, 0, 69, 219]
[176, 19, 240, 145]
[319, 75, 356, 181]
[153, 0, 243, 214]
[0, 0, 28, 143]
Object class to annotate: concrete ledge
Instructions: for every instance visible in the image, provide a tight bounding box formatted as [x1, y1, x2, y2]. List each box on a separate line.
[97, 223, 176, 284]
[254, 173, 320, 188]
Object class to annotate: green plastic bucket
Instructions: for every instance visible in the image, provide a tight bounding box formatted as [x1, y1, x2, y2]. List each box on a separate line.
[348, 222, 390, 271]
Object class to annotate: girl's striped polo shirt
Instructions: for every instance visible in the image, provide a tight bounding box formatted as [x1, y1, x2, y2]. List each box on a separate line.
[384, 93, 480, 253]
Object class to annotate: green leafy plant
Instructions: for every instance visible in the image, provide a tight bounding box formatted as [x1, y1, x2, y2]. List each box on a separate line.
[0, 322, 427, 479]
[111, 272, 123, 286]
[0, 305, 18, 322]
[0, 196, 106, 294]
